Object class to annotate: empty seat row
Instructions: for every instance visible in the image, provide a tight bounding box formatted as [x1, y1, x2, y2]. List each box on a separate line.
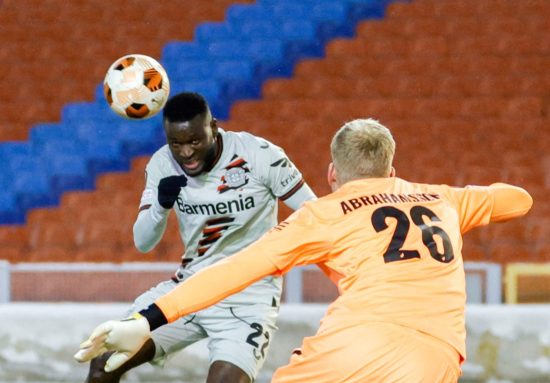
[326, 34, 549, 58]
[294, 55, 550, 79]
[231, 97, 543, 121]
[388, 0, 550, 19]
[357, 15, 550, 38]
[263, 74, 550, 98]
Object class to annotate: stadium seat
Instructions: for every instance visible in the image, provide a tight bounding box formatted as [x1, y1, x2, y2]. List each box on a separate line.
[535, 244, 550, 263]
[489, 243, 534, 263]
[1, 245, 30, 263]
[28, 245, 74, 262]
[13, 172, 57, 212]
[0, 192, 24, 224]
[28, 221, 78, 249]
[162, 41, 205, 61]
[163, 59, 214, 80]
[226, 4, 272, 24]
[195, 22, 236, 42]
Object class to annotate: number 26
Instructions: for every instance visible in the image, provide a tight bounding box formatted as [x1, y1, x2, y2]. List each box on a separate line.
[371, 206, 454, 264]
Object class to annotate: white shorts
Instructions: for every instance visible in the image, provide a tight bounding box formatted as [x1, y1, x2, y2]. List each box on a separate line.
[129, 279, 279, 380]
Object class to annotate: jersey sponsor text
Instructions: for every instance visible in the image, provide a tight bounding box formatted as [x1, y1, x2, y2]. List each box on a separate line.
[176, 195, 256, 215]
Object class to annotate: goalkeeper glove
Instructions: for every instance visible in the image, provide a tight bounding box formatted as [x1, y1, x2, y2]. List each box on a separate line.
[157, 175, 187, 209]
[74, 313, 151, 373]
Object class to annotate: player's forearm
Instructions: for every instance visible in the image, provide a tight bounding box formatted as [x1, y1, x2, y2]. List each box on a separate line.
[133, 200, 170, 252]
[489, 183, 533, 222]
[138, 250, 280, 328]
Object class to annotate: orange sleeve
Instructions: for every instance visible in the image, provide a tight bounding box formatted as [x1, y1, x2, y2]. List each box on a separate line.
[155, 205, 332, 323]
[450, 183, 533, 233]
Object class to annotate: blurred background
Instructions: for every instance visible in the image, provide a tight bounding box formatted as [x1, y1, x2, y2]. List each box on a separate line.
[0, 0, 549, 382]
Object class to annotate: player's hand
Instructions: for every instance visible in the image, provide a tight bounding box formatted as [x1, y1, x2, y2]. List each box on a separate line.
[74, 313, 151, 372]
[157, 175, 187, 209]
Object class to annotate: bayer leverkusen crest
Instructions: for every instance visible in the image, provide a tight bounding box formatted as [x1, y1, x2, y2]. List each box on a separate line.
[217, 155, 250, 193]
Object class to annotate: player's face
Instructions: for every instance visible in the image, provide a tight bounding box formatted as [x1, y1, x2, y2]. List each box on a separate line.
[164, 113, 219, 176]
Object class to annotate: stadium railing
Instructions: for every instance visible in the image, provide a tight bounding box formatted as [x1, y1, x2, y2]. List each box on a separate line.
[0, 260, 502, 304]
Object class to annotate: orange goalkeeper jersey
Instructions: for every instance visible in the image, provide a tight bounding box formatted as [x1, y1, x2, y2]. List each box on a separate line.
[155, 177, 533, 361]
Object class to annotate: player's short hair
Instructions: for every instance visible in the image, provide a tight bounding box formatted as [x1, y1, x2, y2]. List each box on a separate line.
[163, 92, 210, 123]
[330, 118, 395, 184]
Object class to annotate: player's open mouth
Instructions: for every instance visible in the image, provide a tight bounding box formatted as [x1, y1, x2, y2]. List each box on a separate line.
[183, 161, 200, 170]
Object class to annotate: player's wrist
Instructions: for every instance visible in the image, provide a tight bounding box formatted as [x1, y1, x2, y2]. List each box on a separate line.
[151, 198, 171, 218]
[138, 303, 168, 331]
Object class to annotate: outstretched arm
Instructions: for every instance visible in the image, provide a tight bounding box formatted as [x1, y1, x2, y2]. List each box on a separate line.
[453, 182, 533, 233]
[488, 183, 533, 222]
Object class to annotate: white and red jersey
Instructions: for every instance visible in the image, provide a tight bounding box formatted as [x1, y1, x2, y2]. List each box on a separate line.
[135, 128, 315, 305]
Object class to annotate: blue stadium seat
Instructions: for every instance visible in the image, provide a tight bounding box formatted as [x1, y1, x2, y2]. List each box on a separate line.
[236, 22, 280, 40]
[170, 79, 221, 103]
[7, 155, 42, 175]
[33, 138, 80, 157]
[279, 20, 316, 41]
[74, 121, 118, 143]
[30, 123, 77, 144]
[117, 119, 163, 157]
[0, 142, 31, 162]
[86, 140, 129, 176]
[163, 60, 213, 81]
[226, 4, 272, 24]
[246, 39, 285, 61]
[62, 102, 117, 124]
[269, 3, 311, 21]
[195, 22, 236, 43]
[47, 154, 93, 194]
[347, 0, 391, 23]
[13, 172, 57, 212]
[0, 191, 24, 224]
[311, 3, 348, 22]
[162, 42, 205, 62]
[213, 60, 254, 81]
[206, 39, 248, 59]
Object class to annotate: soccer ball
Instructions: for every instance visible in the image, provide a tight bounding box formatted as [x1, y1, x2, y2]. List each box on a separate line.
[103, 54, 170, 119]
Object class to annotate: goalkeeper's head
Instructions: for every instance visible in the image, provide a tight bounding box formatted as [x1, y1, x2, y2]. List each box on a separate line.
[162, 92, 220, 176]
[328, 118, 396, 190]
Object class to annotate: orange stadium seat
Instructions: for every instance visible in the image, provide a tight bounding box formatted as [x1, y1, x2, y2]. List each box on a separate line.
[27, 208, 74, 226]
[60, 191, 111, 209]
[461, 241, 489, 262]
[1, 246, 30, 263]
[489, 243, 534, 263]
[75, 246, 119, 263]
[0, 225, 29, 246]
[28, 221, 79, 249]
[27, 245, 74, 262]
[77, 223, 128, 248]
[96, 173, 144, 193]
[535, 244, 550, 263]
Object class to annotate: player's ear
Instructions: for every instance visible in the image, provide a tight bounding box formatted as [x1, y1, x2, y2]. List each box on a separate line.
[327, 163, 338, 191]
[389, 166, 396, 177]
[210, 118, 219, 135]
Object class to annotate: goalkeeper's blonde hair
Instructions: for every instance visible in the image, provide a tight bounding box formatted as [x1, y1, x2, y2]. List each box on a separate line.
[330, 118, 395, 185]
